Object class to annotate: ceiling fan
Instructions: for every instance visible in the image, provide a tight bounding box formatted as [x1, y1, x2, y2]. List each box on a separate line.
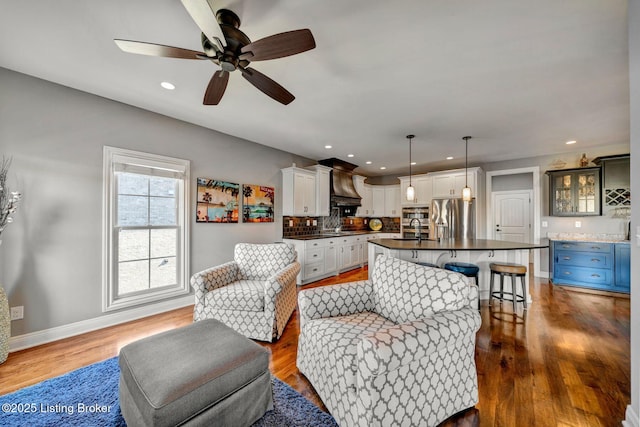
[114, 0, 316, 105]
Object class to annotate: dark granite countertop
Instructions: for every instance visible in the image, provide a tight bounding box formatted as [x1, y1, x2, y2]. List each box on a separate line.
[371, 238, 549, 251]
[283, 230, 390, 241]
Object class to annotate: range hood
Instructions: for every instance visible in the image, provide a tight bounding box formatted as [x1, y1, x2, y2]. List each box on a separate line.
[318, 158, 362, 209]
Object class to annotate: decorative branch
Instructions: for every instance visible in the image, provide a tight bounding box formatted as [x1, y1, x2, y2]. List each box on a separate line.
[0, 156, 22, 236]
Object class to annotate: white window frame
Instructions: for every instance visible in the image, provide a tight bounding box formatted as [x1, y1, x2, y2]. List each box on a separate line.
[102, 146, 190, 312]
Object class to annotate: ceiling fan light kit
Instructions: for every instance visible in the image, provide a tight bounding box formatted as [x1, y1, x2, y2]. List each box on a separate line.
[114, 0, 316, 106]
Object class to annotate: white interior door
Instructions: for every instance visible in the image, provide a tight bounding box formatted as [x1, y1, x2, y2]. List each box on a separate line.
[492, 191, 532, 243]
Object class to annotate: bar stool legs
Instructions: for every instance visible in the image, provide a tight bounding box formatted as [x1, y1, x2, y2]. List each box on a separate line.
[489, 262, 528, 312]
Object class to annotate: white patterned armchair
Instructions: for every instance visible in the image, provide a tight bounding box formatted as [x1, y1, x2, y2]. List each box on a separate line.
[297, 255, 481, 426]
[191, 243, 300, 342]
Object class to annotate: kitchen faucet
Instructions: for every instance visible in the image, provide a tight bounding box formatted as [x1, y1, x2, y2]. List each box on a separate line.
[409, 218, 422, 244]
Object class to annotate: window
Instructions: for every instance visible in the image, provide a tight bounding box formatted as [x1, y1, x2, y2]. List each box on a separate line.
[103, 147, 190, 311]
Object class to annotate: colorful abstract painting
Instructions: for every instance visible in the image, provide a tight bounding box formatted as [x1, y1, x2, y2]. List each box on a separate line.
[196, 178, 239, 223]
[242, 184, 275, 223]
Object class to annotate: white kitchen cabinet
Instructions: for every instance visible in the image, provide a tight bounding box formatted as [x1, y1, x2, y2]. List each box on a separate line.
[281, 167, 316, 216]
[324, 241, 338, 272]
[429, 167, 481, 199]
[284, 234, 369, 285]
[399, 175, 432, 206]
[384, 185, 401, 217]
[309, 165, 332, 217]
[371, 187, 386, 217]
[282, 165, 332, 216]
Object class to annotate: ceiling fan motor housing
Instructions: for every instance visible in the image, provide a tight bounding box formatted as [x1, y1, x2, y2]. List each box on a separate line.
[200, 8, 251, 72]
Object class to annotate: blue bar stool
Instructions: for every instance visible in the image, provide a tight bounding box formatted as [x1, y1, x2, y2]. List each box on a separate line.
[443, 262, 480, 309]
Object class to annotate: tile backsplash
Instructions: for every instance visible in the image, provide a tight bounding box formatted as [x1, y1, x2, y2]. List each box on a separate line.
[282, 214, 400, 238]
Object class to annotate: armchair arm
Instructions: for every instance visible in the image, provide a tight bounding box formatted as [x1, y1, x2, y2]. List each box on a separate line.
[356, 308, 481, 383]
[264, 261, 301, 298]
[298, 280, 374, 329]
[190, 261, 239, 310]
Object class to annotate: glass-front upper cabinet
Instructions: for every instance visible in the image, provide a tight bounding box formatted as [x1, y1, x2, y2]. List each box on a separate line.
[546, 167, 601, 216]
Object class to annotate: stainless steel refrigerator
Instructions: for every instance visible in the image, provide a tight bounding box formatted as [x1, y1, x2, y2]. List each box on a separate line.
[430, 198, 476, 241]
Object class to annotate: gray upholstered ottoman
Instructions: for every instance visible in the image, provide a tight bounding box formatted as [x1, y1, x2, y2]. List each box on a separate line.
[118, 318, 273, 427]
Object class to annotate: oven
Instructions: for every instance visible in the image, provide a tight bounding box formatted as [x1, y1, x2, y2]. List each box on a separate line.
[401, 206, 430, 240]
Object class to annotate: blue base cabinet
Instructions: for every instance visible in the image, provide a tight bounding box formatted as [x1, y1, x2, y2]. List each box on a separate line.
[552, 240, 630, 293]
[614, 244, 630, 292]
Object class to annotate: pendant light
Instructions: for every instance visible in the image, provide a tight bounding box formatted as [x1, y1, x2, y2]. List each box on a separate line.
[406, 134, 415, 201]
[462, 136, 472, 201]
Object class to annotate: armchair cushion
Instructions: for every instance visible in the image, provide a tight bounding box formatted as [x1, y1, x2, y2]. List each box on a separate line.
[372, 255, 470, 324]
[206, 279, 265, 312]
[301, 311, 396, 389]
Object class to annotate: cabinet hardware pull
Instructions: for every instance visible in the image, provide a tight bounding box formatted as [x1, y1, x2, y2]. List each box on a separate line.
[591, 246, 601, 250]
[564, 271, 571, 275]
[562, 244, 571, 248]
[591, 274, 600, 278]
[591, 259, 600, 262]
[313, 254, 318, 257]
[563, 257, 571, 260]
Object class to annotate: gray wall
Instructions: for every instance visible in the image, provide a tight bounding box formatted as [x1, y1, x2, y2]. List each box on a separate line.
[483, 146, 631, 238]
[628, 0, 639, 422]
[0, 67, 313, 336]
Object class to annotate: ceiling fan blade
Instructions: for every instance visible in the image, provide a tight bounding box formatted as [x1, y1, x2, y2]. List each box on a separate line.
[181, 0, 226, 50]
[114, 39, 208, 60]
[203, 70, 229, 105]
[239, 29, 315, 61]
[240, 67, 294, 105]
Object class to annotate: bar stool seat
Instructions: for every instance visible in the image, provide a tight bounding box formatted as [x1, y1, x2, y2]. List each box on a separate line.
[443, 262, 480, 309]
[489, 262, 528, 311]
[416, 262, 439, 268]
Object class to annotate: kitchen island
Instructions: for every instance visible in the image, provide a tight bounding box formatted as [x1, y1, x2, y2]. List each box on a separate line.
[368, 239, 548, 303]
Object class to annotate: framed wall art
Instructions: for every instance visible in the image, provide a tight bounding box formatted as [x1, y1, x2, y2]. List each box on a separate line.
[242, 184, 275, 223]
[196, 178, 239, 223]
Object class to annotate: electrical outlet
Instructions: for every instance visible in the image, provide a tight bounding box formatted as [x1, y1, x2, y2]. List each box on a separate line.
[541, 220, 548, 228]
[312, 219, 317, 226]
[350, 219, 353, 224]
[575, 220, 582, 228]
[306, 219, 310, 226]
[288, 220, 293, 227]
[10, 306, 24, 321]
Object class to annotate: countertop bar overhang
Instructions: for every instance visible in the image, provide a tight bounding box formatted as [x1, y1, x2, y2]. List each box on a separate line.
[371, 238, 548, 251]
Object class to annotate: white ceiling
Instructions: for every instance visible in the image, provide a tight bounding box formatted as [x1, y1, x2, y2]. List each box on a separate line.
[0, 0, 629, 177]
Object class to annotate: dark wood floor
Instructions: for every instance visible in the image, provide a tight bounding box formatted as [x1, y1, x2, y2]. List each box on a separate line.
[0, 267, 630, 426]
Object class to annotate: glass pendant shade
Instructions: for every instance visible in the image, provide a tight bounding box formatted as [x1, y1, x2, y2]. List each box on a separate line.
[461, 136, 472, 201]
[406, 185, 415, 201]
[462, 186, 472, 201]
[406, 134, 416, 201]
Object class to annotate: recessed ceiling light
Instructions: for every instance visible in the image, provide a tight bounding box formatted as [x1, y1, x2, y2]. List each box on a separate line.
[566, 140, 577, 145]
[380, 166, 386, 170]
[410, 162, 417, 166]
[446, 156, 454, 160]
[365, 161, 372, 165]
[347, 154, 354, 158]
[160, 81, 175, 90]
[324, 145, 332, 149]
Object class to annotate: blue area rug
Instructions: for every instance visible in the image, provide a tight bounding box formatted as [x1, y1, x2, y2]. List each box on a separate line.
[0, 357, 337, 427]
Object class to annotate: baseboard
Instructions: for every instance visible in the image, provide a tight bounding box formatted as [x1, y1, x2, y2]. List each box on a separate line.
[624, 405, 640, 427]
[8, 295, 193, 352]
